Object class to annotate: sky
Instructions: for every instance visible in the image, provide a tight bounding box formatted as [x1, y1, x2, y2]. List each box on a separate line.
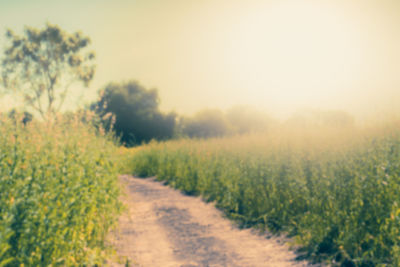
[0, 0, 400, 119]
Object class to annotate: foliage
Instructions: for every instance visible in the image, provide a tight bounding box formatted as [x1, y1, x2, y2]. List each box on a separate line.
[91, 81, 176, 146]
[7, 109, 33, 125]
[1, 23, 95, 119]
[0, 113, 121, 266]
[128, 124, 400, 266]
[178, 109, 231, 138]
[226, 105, 276, 134]
[177, 106, 275, 138]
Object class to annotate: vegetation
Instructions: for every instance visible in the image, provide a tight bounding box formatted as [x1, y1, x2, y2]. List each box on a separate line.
[91, 81, 176, 146]
[0, 113, 121, 266]
[7, 109, 33, 125]
[1, 23, 96, 119]
[176, 106, 275, 139]
[225, 105, 276, 134]
[0, 21, 396, 267]
[177, 109, 230, 138]
[128, 123, 400, 266]
[90, 84, 277, 145]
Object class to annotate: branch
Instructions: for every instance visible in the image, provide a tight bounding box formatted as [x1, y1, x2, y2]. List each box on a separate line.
[28, 96, 46, 120]
[55, 76, 75, 113]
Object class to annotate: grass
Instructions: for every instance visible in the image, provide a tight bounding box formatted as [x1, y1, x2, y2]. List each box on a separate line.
[0, 113, 122, 266]
[127, 123, 400, 266]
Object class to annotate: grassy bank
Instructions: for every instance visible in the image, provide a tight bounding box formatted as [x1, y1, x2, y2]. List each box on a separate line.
[128, 124, 400, 266]
[0, 114, 121, 266]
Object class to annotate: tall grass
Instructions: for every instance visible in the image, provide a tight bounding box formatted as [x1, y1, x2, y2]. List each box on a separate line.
[0, 113, 121, 266]
[129, 124, 400, 266]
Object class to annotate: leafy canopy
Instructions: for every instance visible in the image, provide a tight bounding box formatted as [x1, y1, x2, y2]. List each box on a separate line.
[92, 81, 176, 146]
[1, 23, 95, 118]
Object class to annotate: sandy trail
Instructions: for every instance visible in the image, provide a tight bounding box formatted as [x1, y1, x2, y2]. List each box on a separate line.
[110, 175, 312, 267]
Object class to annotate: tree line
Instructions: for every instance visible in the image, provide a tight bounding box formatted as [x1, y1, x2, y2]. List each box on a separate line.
[0, 23, 354, 146]
[91, 80, 278, 145]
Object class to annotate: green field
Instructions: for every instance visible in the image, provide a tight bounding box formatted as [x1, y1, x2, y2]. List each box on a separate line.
[128, 123, 400, 266]
[0, 114, 121, 266]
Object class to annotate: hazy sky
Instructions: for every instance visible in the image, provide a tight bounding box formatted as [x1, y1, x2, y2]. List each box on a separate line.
[0, 0, 400, 119]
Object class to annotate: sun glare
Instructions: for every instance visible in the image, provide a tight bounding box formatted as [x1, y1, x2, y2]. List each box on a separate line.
[1, 0, 399, 118]
[219, 1, 367, 111]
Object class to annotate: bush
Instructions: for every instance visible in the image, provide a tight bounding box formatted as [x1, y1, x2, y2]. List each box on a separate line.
[179, 109, 231, 138]
[176, 106, 275, 139]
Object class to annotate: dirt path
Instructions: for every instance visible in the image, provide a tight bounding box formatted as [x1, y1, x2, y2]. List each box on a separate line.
[110, 175, 313, 267]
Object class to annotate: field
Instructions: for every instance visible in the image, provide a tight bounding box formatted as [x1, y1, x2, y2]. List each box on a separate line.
[128, 123, 400, 266]
[0, 113, 122, 266]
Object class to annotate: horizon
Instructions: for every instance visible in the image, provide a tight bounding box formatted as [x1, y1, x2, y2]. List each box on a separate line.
[0, 0, 400, 121]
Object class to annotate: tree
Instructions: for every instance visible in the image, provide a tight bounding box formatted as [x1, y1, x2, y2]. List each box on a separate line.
[226, 105, 275, 134]
[1, 23, 95, 119]
[180, 109, 231, 138]
[91, 81, 176, 146]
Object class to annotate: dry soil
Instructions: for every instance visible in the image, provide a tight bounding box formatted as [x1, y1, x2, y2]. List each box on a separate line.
[109, 175, 314, 267]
